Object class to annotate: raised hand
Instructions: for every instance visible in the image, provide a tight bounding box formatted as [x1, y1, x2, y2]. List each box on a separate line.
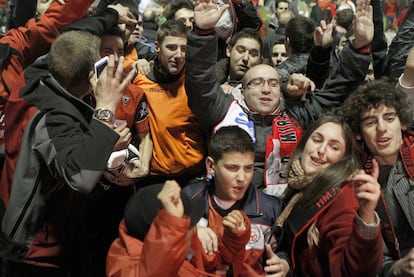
[222, 210, 247, 235]
[157, 180, 184, 218]
[313, 19, 336, 48]
[94, 55, 137, 112]
[353, 0, 374, 49]
[194, 0, 229, 30]
[197, 226, 219, 255]
[352, 159, 381, 224]
[287, 73, 316, 98]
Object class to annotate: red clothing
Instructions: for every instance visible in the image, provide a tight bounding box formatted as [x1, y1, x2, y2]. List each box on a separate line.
[384, 0, 397, 17]
[0, 0, 95, 147]
[115, 84, 149, 136]
[290, 184, 383, 276]
[107, 210, 251, 277]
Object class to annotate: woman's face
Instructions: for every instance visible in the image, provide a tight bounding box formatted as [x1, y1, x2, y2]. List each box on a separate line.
[300, 122, 346, 176]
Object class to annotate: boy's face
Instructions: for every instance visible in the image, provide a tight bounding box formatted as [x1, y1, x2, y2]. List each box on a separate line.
[156, 35, 187, 75]
[207, 151, 255, 201]
[359, 105, 406, 165]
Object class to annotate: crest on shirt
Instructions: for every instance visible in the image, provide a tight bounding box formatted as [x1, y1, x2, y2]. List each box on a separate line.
[122, 95, 130, 105]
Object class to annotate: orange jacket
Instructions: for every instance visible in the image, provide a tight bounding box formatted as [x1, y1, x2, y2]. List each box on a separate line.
[133, 72, 206, 176]
[107, 210, 251, 277]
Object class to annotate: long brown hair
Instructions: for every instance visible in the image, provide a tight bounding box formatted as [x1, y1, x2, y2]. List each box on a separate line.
[283, 114, 362, 207]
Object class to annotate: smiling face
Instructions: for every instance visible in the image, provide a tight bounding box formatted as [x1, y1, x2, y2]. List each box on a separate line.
[301, 122, 346, 176]
[207, 151, 255, 201]
[227, 38, 261, 81]
[242, 64, 281, 115]
[359, 105, 405, 165]
[156, 35, 187, 75]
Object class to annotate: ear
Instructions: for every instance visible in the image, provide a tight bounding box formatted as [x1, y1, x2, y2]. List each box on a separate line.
[401, 124, 408, 131]
[205, 156, 215, 174]
[355, 134, 362, 141]
[155, 41, 160, 54]
[226, 45, 231, 58]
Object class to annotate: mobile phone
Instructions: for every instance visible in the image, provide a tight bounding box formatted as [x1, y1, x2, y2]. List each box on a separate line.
[94, 56, 109, 80]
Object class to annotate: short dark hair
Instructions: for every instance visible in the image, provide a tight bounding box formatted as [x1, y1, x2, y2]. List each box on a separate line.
[341, 78, 413, 134]
[156, 19, 187, 45]
[102, 25, 124, 40]
[208, 126, 255, 161]
[285, 15, 315, 54]
[164, 0, 194, 20]
[229, 28, 264, 57]
[48, 31, 100, 92]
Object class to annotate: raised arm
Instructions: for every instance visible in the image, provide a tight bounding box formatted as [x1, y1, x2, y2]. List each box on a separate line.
[185, 0, 234, 132]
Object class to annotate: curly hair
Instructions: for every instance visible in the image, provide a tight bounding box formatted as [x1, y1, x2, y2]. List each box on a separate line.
[341, 78, 413, 135]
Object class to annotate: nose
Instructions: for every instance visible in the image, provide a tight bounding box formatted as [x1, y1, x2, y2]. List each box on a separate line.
[235, 169, 245, 183]
[185, 19, 192, 29]
[261, 80, 272, 93]
[376, 119, 386, 132]
[317, 143, 327, 156]
[242, 51, 249, 62]
[175, 48, 185, 58]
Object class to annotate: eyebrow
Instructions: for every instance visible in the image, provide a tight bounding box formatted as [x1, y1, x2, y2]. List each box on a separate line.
[314, 132, 344, 145]
[361, 111, 397, 121]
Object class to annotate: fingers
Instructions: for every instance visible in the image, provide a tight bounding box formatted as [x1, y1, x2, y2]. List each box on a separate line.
[264, 245, 287, 275]
[223, 210, 247, 233]
[370, 158, 379, 181]
[197, 227, 218, 255]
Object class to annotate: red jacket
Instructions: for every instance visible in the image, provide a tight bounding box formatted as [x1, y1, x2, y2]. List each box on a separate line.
[288, 184, 383, 276]
[107, 210, 251, 277]
[0, 0, 95, 146]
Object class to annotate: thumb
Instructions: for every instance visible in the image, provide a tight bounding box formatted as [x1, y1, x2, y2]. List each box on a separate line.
[265, 244, 276, 258]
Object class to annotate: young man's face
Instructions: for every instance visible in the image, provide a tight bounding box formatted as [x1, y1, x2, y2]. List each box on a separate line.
[276, 2, 289, 17]
[129, 15, 144, 44]
[207, 151, 255, 201]
[271, 43, 287, 66]
[359, 105, 405, 165]
[175, 8, 194, 30]
[100, 35, 125, 62]
[156, 35, 187, 75]
[242, 64, 281, 115]
[227, 38, 261, 81]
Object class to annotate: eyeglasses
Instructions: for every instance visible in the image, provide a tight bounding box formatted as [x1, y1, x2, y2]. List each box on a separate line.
[246, 78, 280, 90]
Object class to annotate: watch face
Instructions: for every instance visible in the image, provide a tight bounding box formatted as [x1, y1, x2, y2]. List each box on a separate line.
[95, 109, 114, 122]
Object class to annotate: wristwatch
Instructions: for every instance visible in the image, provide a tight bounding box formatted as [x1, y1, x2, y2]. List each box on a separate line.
[93, 108, 115, 124]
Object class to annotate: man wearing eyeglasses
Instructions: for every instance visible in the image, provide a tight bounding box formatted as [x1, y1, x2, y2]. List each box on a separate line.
[185, 0, 374, 193]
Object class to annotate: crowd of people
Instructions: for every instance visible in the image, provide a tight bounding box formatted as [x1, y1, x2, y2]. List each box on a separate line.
[0, 0, 413, 276]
